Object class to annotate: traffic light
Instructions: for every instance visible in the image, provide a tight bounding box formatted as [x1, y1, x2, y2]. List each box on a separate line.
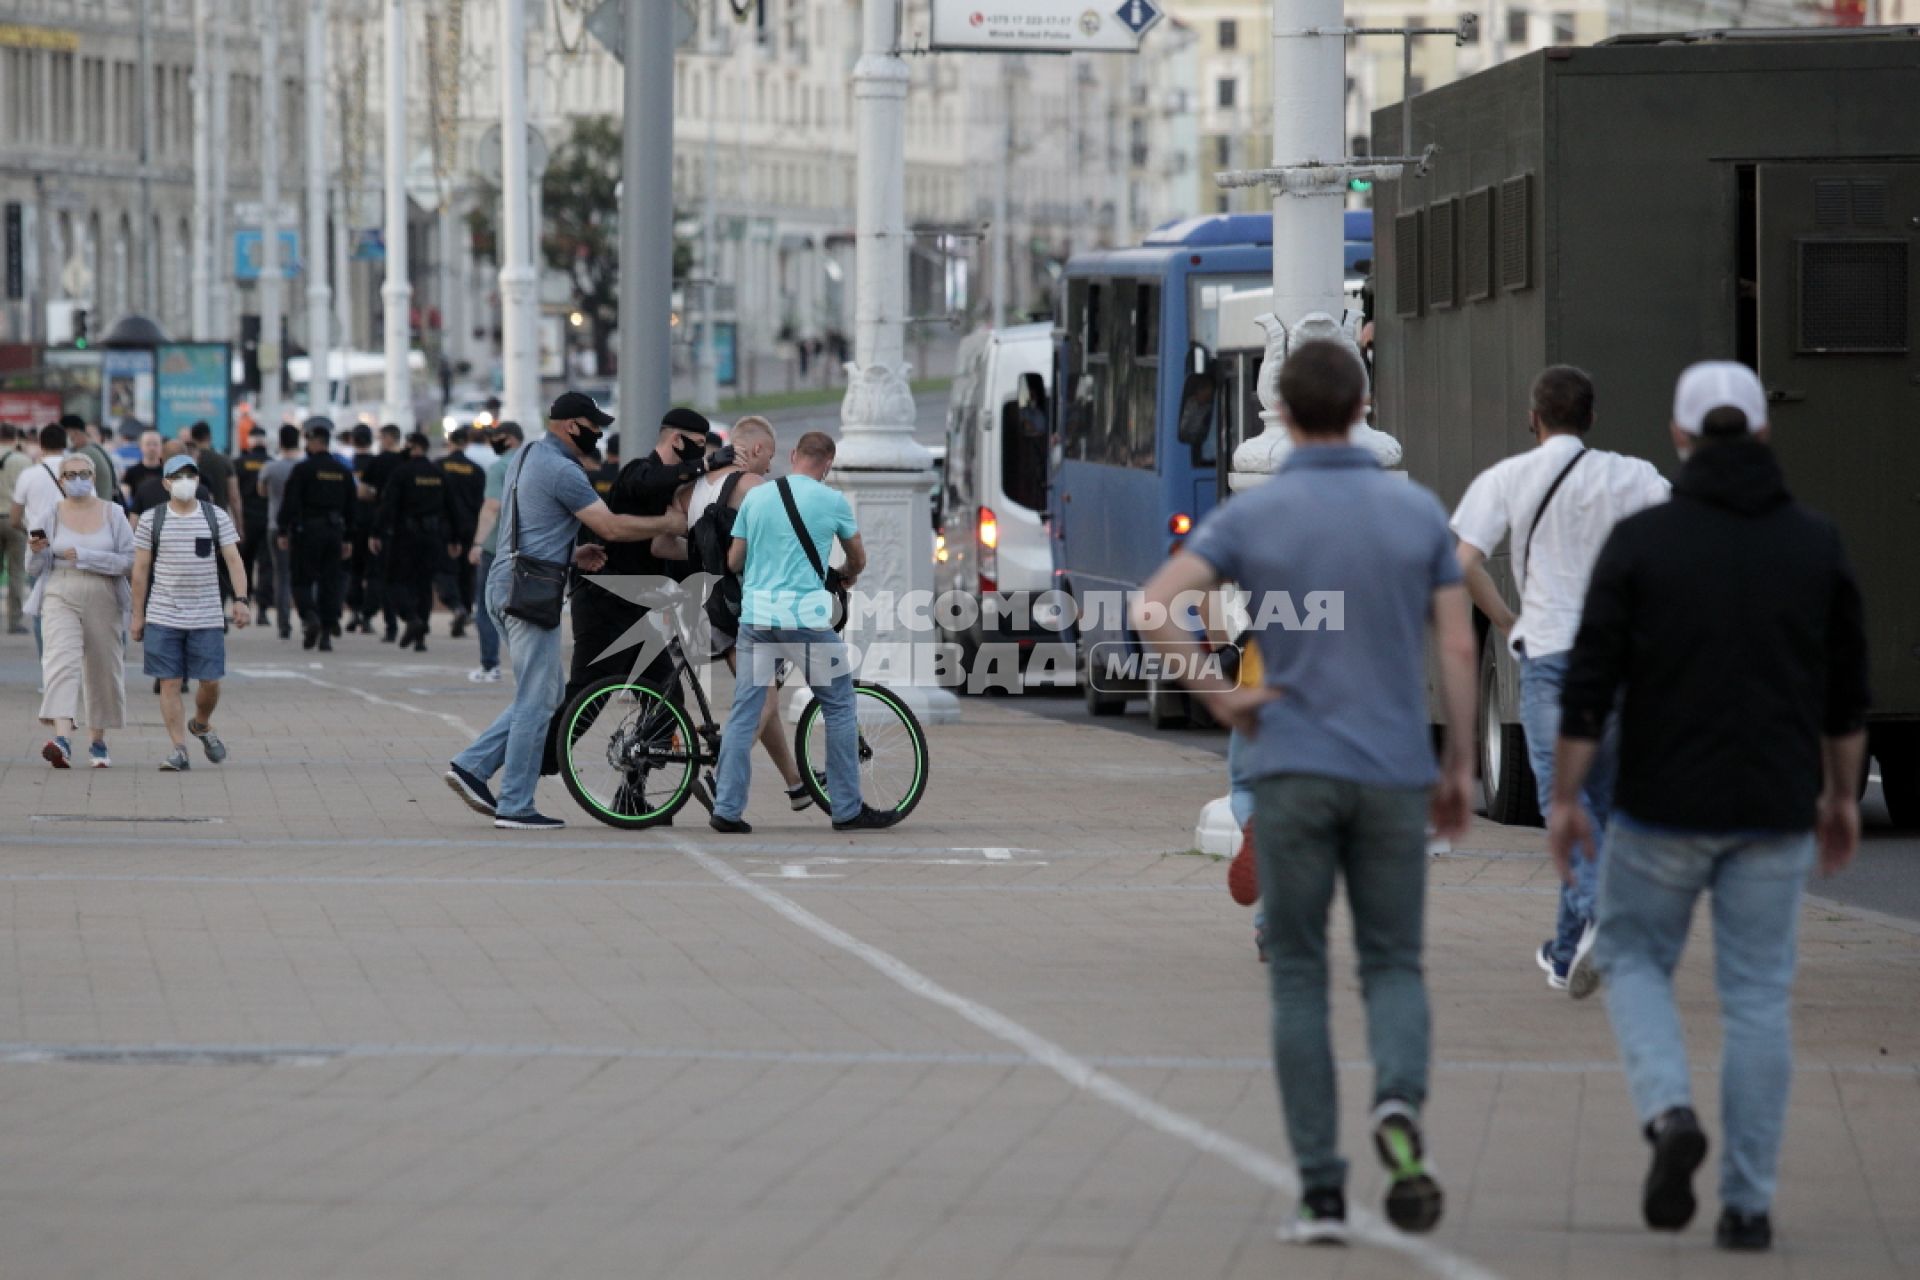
[73, 307, 89, 349]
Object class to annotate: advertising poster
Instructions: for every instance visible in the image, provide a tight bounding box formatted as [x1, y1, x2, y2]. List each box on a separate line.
[100, 348, 156, 427]
[155, 343, 233, 450]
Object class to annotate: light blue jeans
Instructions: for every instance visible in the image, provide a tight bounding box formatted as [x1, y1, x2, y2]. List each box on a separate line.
[715, 626, 861, 824]
[1596, 816, 1816, 1215]
[1519, 648, 1619, 967]
[451, 595, 563, 817]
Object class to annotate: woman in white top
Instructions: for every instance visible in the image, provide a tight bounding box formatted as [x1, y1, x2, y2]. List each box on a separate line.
[25, 452, 135, 767]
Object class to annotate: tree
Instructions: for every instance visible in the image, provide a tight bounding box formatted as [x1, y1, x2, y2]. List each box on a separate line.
[540, 116, 694, 371]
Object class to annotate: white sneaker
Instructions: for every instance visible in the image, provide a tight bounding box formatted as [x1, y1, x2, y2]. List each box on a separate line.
[468, 666, 502, 683]
[1567, 921, 1602, 1000]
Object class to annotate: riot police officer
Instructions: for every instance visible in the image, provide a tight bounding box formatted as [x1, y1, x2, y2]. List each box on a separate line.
[374, 431, 455, 652]
[435, 429, 487, 637]
[278, 419, 355, 651]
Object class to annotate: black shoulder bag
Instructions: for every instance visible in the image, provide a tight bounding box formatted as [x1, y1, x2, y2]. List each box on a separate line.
[775, 477, 849, 634]
[501, 447, 569, 630]
[1520, 448, 1588, 592]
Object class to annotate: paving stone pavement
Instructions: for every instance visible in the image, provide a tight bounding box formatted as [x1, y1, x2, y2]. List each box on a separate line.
[2, 626, 1917, 1279]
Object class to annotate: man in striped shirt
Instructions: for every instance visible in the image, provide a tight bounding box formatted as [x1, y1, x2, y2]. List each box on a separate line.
[131, 454, 252, 772]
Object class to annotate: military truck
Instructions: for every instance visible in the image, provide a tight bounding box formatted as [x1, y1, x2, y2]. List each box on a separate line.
[1371, 27, 1920, 827]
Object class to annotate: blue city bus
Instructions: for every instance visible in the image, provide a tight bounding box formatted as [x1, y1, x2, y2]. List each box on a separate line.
[1048, 211, 1371, 723]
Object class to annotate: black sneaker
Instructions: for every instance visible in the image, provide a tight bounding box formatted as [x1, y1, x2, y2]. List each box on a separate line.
[493, 811, 565, 831]
[709, 814, 752, 834]
[1280, 1187, 1349, 1246]
[1714, 1207, 1772, 1252]
[444, 764, 497, 816]
[1643, 1106, 1708, 1231]
[1372, 1100, 1444, 1233]
[833, 805, 900, 832]
[302, 626, 319, 650]
[318, 633, 333, 651]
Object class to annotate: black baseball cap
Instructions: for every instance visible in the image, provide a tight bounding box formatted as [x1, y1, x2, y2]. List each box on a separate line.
[549, 391, 615, 427]
[660, 406, 716, 440]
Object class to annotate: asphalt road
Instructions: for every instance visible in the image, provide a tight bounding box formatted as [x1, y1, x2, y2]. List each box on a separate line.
[1006, 683, 1920, 922]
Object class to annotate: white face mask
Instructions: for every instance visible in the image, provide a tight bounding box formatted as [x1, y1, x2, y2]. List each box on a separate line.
[169, 477, 199, 501]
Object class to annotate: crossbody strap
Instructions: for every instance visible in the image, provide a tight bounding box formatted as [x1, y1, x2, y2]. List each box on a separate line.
[504, 446, 531, 557]
[775, 477, 829, 583]
[1521, 448, 1588, 590]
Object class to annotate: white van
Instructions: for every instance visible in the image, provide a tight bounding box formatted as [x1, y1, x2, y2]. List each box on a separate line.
[935, 324, 1055, 672]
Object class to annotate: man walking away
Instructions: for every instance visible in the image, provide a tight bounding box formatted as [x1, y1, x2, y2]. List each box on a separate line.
[445, 393, 684, 831]
[259, 424, 303, 638]
[353, 423, 406, 639]
[710, 430, 894, 835]
[0, 424, 30, 633]
[132, 453, 252, 771]
[1550, 361, 1869, 1254]
[1135, 340, 1477, 1245]
[236, 423, 274, 635]
[437, 428, 486, 637]
[466, 422, 523, 682]
[280, 421, 355, 651]
[1451, 366, 1668, 997]
[374, 431, 455, 652]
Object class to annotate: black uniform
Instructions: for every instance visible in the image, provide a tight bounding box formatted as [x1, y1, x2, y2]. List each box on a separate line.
[435, 451, 487, 618]
[540, 450, 703, 776]
[236, 445, 273, 616]
[280, 450, 355, 638]
[378, 454, 455, 643]
[353, 448, 405, 635]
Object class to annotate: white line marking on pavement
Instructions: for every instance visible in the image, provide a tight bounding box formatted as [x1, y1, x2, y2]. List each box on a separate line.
[756, 864, 842, 881]
[232, 666, 478, 737]
[671, 838, 1506, 1280]
[741, 856, 1049, 869]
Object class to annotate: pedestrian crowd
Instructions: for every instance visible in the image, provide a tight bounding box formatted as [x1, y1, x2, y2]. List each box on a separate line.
[1141, 343, 1866, 1255]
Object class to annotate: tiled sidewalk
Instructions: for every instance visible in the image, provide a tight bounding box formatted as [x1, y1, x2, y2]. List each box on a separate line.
[0, 627, 1914, 1279]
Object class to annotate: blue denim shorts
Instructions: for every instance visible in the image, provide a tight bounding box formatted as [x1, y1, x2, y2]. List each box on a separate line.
[143, 623, 226, 681]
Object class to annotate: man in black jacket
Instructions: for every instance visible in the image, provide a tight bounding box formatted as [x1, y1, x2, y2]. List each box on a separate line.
[375, 431, 456, 652]
[1549, 361, 1869, 1255]
[279, 420, 356, 650]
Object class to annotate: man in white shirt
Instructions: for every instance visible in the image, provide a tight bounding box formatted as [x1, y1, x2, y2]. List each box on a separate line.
[1451, 366, 1669, 998]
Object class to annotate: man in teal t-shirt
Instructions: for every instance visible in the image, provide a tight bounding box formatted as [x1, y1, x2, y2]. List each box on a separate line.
[711, 430, 894, 834]
[464, 421, 524, 680]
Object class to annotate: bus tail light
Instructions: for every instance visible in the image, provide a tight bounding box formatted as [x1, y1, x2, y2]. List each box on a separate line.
[978, 506, 999, 593]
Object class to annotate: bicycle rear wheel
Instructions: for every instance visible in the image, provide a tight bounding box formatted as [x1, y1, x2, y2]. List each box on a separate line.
[560, 677, 699, 830]
[793, 682, 930, 823]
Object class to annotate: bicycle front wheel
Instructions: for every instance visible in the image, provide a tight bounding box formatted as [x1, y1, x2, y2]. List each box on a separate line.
[793, 682, 930, 823]
[560, 677, 698, 830]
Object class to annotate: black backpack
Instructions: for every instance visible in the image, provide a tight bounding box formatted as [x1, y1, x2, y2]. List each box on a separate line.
[689, 471, 744, 635]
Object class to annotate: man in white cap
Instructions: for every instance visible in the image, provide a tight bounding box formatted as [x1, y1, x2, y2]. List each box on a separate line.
[1548, 360, 1869, 1253]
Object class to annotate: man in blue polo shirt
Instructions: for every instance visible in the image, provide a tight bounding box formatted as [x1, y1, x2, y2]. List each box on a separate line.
[1136, 339, 1478, 1245]
[444, 393, 684, 831]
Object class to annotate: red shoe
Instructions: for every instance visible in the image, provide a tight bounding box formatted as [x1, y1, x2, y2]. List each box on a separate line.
[1228, 820, 1259, 906]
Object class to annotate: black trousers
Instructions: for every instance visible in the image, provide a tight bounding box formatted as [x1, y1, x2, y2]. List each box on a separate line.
[434, 541, 475, 613]
[541, 594, 677, 777]
[242, 515, 272, 609]
[393, 520, 445, 630]
[290, 521, 345, 630]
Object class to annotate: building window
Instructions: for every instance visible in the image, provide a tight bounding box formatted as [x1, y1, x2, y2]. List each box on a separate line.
[1218, 19, 1237, 48]
[1215, 135, 1232, 166]
[1216, 77, 1236, 109]
[1552, 11, 1577, 44]
[1508, 8, 1530, 45]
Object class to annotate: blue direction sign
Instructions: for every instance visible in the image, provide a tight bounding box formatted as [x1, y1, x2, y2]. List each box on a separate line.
[1116, 0, 1161, 36]
[233, 228, 301, 281]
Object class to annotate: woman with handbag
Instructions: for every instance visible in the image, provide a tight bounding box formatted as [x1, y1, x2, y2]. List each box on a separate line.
[442, 392, 685, 832]
[26, 452, 135, 768]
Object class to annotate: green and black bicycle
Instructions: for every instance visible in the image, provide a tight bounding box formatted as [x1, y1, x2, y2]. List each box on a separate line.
[559, 632, 930, 830]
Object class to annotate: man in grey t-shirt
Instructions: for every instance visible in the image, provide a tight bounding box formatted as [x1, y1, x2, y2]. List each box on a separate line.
[444, 394, 684, 831]
[259, 424, 303, 638]
[1137, 340, 1478, 1246]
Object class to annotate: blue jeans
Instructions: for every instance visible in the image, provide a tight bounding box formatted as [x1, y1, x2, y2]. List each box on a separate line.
[1519, 649, 1619, 967]
[715, 626, 861, 824]
[474, 550, 500, 671]
[451, 596, 563, 817]
[1253, 774, 1431, 1193]
[1596, 817, 1816, 1215]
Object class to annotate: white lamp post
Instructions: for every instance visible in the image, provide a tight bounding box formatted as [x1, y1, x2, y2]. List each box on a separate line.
[380, 0, 413, 431]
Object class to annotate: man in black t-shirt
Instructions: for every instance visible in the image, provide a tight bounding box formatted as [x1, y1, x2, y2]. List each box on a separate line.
[121, 429, 165, 505]
[235, 425, 274, 634]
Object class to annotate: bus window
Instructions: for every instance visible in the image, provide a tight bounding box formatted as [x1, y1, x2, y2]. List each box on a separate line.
[1129, 283, 1159, 470]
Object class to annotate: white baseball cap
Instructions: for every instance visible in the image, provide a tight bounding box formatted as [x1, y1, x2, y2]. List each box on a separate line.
[1672, 361, 1768, 436]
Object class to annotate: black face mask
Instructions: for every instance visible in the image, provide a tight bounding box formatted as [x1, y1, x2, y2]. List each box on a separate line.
[491, 439, 513, 456]
[675, 437, 705, 462]
[573, 424, 603, 460]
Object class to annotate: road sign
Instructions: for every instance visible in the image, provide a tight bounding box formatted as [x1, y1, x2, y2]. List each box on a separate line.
[234, 228, 301, 280]
[584, 0, 696, 61]
[472, 122, 551, 188]
[233, 200, 298, 227]
[928, 0, 1161, 53]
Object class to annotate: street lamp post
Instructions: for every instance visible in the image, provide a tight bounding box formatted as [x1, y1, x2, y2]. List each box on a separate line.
[306, 0, 332, 423]
[259, 0, 284, 431]
[499, 0, 540, 435]
[381, 0, 413, 431]
[190, 0, 211, 340]
[833, 0, 957, 722]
